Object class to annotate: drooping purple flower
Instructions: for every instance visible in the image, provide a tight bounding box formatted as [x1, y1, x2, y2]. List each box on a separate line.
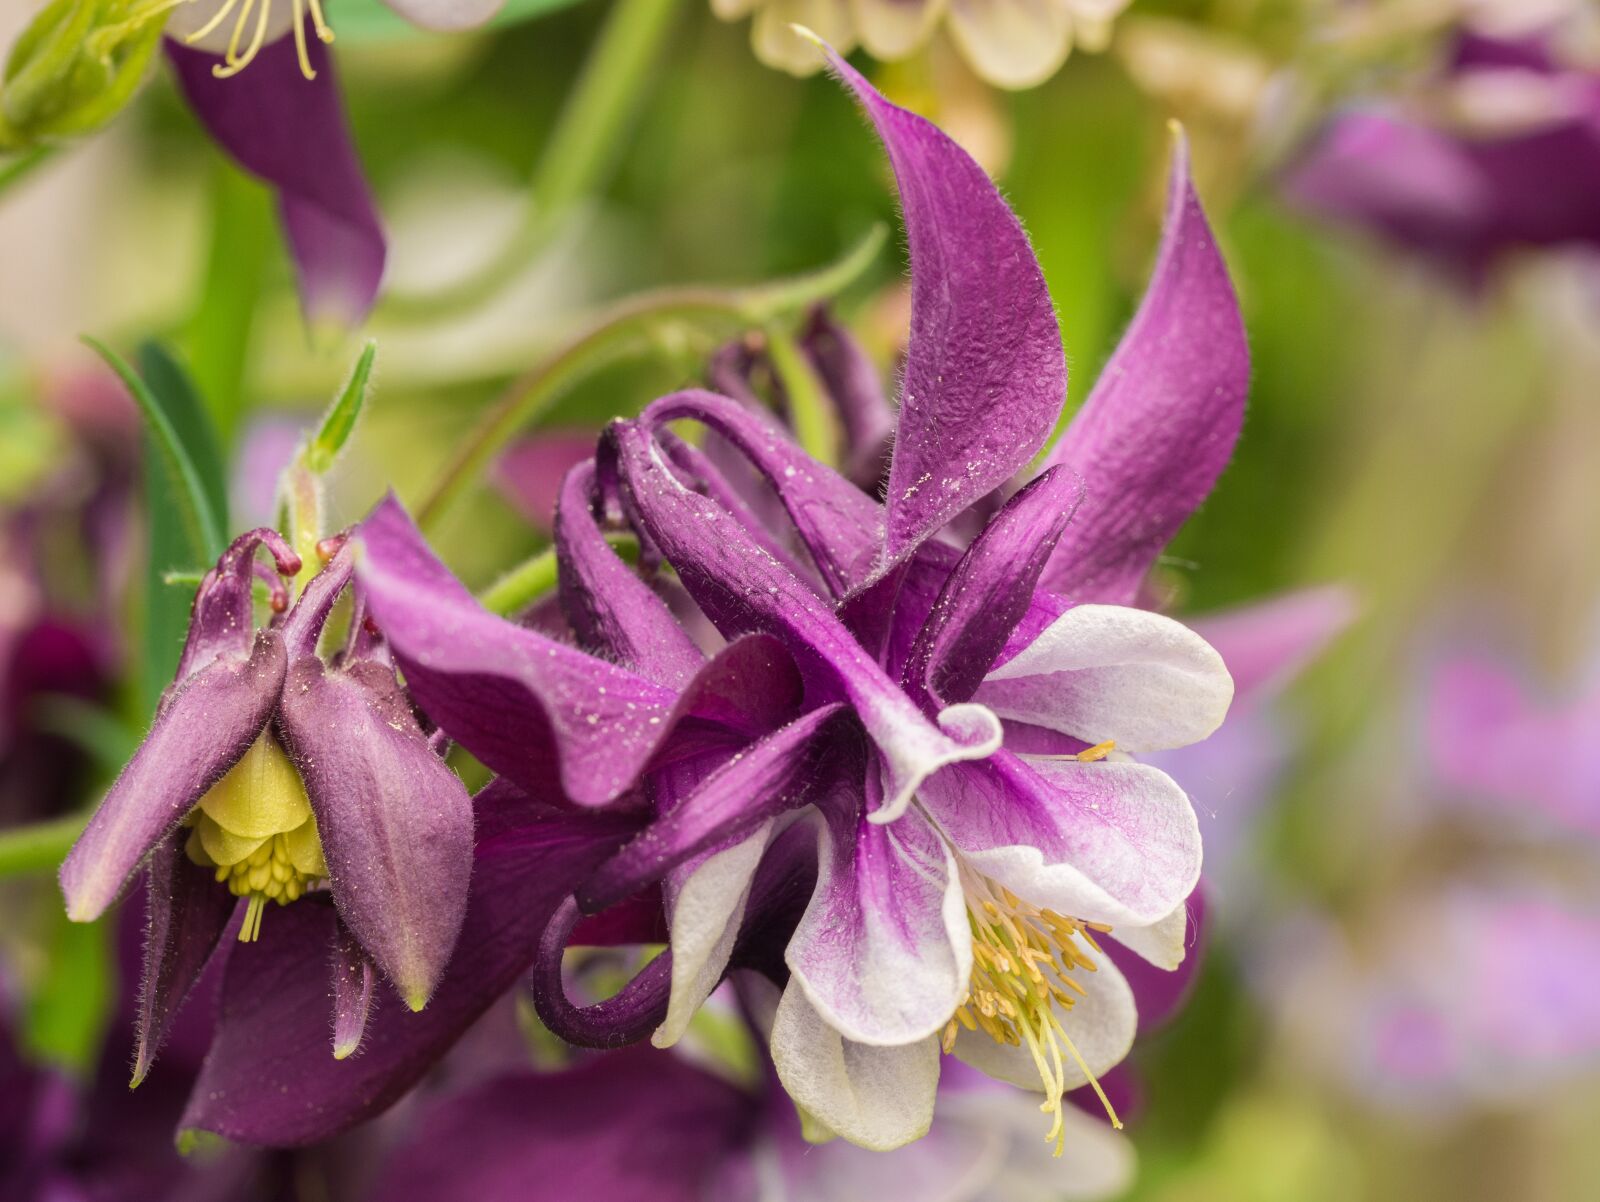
[166, 26, 386, 328]
[1283, 29, 1600, 283]
[58, 525, 474, 1085]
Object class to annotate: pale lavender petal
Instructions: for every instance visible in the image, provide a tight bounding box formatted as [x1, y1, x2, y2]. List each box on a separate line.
[1038, 132, 1247, 604]
[555, 458, 704, 688]
[365, 1050, 749, 1202]
[901, 467, 1082, 711]
[825, 50, 1066, 565]
[331, 919, 376, 1061]
[59, 632, 285, 922]
[276, 655, 474, 1009]
[607, 419, 1000, 822]
[167, 31, 386, 327]
[1189, 586, 1356, 706]
[180, 797, 642, 1145]
[131, 831, 237, 1086]
[919, 751, 1202, 932]
[786, 785, 972, 1045]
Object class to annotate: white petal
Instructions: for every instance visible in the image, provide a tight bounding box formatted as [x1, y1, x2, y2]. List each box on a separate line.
[381, 0, 506, 31]
[954, 1095, 1134, 1201]
[751, 0, 857, 76]
[652, 823, 773, 1048]
[1110, 900, 1189, 970]
[977, 604, 1233, 752]
[951, 948, 1136, 1090]
[946, 0, 1072, 90]
[850, 0, 943, 59]
[770, 980, 941, 1151]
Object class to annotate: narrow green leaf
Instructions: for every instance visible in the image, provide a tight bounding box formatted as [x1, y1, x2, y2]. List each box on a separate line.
[137, 343, 229, 537]
[305, 341, 377, 474]
[84, 337, 225, 565]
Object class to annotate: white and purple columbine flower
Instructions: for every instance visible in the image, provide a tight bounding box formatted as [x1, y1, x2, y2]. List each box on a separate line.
[57, 526, 476, 1081]
[543, 45, 1249, 1154]
[1283, 27, 1600, 284]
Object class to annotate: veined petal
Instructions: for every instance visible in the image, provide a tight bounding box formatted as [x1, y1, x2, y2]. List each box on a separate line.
[951, 945, 1136, 1090]
[60, 632, 284, 922]
[770, 980, 941, 1151]
[180, 794, 642, 1146]
[1038, 131, 1247, 604]
[947, 0, 1073, 91]
[380, 0, 506, 31]
[824, 50, 1066, 565]
[901, 467, 1083, 711]
[607, 421, 1000, 822]
[641, 390, 883, 597]
[976, 604, 1232, 753]
[652, 823, 772, 1048]
[555, 458, 704, 688]
[787, 792, 972, 1046]
[1191, 586, 1356, 705]
[1107, 900, 1190, 971]
[920, 752, 1202, 930]
[354, 495, 677, 805]
[277, 657, 474, 1010]
[132, 831, 237, 1086]
[166, 32, 386, 328]
[363, 1049, 750, 1202]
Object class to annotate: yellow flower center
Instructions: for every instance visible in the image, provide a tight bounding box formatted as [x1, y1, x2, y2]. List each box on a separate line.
[183, 733, 328, 943]
[944, 871, 1123, 1157]
[179, 0, 335, 80]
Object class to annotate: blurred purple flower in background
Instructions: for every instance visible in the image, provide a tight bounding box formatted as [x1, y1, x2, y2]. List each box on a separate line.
[1284, 27, 1600, 283]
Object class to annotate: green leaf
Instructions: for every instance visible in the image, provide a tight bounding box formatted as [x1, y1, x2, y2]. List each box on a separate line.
[305, 340, 377, 474]
[84, 339, 228, 714]
[332, 0, 585, 42]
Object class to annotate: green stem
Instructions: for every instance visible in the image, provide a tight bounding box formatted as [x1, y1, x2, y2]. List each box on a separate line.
[414, 223, 887, 531]
[0, 814, 86, 878]
[382, 0, 682, 321]
[478, 533, 636, 616]
[0, 145, 56, 194]
[765, 322, 839, 468]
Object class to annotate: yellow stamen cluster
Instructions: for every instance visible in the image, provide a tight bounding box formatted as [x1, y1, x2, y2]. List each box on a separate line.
[943, 873, 1123, 1157]
[182, 0, 335, 80]
[184, 733, 327, 944]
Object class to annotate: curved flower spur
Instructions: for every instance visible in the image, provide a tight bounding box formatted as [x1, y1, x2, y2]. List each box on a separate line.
[548, 42, 1248, 1154]
[57, 525, 475, 1083]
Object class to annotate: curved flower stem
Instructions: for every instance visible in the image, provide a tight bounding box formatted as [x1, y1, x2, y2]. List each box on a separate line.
[413, 223, 887, 531]
[0, 145, 56, 194]
[382, 0, 683, 322]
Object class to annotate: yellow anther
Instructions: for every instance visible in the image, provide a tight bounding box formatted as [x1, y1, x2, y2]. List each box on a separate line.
[950, 868, 1123, 1157]
[1075, 740, 1117, 762]
[182, 0, 334, 81]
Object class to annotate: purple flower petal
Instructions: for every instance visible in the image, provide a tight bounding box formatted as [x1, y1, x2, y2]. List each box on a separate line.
[1103, 884, 1206, 1033]
[364, 1050, 751, 1202]
[180, 798, 642, 1145]
[801, 307, 896, 489]
[554, 459, 703, 688]
[606, 418, 1001, 822]
[166, 30, 386, 328]
[824, 49, 1066, 566]
[494, 432, 603, 535]
[330, 919, 376, 1061]
[1038, 132, 1248, 603]
[131, 832, 237, 1087]
[900, 467, 1082, 711]
[785, 782, 971, 1046]
[276, 655, 474, 1010]
[60, 632, 286, 922]
[174, 528, 300, 682]
[919, 751, 1202, 934]
[1189, 586, 1356, 706]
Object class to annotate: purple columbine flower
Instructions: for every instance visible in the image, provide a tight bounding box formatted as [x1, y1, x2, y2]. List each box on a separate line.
[58, 525, 475, 1084]
[530, 43, 1250, 1154]
[1283, 28, 1600, 283]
